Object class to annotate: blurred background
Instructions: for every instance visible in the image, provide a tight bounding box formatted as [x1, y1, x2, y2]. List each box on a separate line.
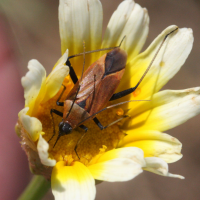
[0, 0, 200, 199]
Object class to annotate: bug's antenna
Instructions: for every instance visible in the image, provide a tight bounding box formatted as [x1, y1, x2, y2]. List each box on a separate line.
[132, 27, 178, 91]
[65, 41, 86, 119]
[76, 99, 150, 127]
[118, 35, 126, 47]
[80, 41, 86, 82]
[74, 132, 86, 159]
[68, 36, 126, 60]
[53, 134, 61, 148]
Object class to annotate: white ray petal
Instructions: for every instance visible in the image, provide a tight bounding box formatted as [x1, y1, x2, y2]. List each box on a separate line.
[102, 0, 149, 60]
[59, 0, 103, 71]
[117, 26, 193, 102]
[144, 157, 184, 179]
[119, 130, 182, 163]
[52, 161, 95, 200]
[123, 87, 200, 132]
[21, 59, 46, 115]
[41, 50, 69, 103]
[88, 147, 145, 182]
[37, 135, 56, 167]
[19, 108, 44, 142]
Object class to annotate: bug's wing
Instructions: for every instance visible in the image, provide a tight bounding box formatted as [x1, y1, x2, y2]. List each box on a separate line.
[66, 54, 106, 101]
[66, 48, 127, 115]
[85, 48, 127, 114]
[88, 48, 127, 115]
[88, 68, 125, 115]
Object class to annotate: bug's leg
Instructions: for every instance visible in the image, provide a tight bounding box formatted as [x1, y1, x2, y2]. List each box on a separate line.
[93, 117, 104, 130]
[74, 132, 87, 160]
[109, 87, 137, 101]
[56, 84, 66, 106]
[110, 28, 179, 101]
[109, 62, 150, 101]
[79, 124, 88, 132]
[93, 116, 128, 130]
[48, 109, 63, 143]
[66, 59, 78, 84]
[67, 36, 126, 61]
[74, 124, 88, 159]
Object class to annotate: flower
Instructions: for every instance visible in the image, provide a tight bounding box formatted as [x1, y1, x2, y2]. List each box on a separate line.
[16, 0, 200, 199]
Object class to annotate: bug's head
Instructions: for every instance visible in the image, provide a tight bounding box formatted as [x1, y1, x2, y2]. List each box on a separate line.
[59, 121, 72, 136]
[53, 122, 72, 148]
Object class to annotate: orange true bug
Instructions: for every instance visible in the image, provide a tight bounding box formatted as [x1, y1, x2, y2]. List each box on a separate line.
[49, 28, 178, 158]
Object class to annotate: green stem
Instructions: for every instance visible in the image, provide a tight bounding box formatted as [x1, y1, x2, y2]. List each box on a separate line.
[18, 175, 51, 200]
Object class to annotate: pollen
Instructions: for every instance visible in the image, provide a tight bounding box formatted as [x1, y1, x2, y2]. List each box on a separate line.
[36, 77, 125, 166]
[99, 145, 107, 153]
[132, 88, 141, 97]
[116, 108, 124, 116]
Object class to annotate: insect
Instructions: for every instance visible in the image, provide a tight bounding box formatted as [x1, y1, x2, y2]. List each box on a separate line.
[49, 28, 178, 158]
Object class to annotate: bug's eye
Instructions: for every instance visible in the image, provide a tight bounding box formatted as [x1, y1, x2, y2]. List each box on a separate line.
[62, 123, 72, 134]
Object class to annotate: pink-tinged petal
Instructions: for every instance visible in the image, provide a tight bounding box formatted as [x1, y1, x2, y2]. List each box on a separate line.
[52, 161, 95, 200]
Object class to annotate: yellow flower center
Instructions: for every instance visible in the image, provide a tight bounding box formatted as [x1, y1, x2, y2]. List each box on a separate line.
[37, 76, 125, 165]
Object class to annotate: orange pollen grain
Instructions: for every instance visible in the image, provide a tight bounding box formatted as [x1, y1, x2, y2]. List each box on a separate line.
[116, 108, 124, 116]
[132, 88, 141, 97]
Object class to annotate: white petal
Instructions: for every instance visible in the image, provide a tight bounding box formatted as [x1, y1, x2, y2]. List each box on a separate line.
[87, 0, 103, 51]
[96, 147, 146, 167]
[18, 107, 29, 118]
[41, 50, 69, 103]
[119, 130, 182, 163]
[37, 135, 56, 167]
[54, 49, 69, 67]
[88, 158, 142, 182]
[144, 157, 184, 179]
[19, 108, 44, 142]
[102, 0, 149, 60]
[52, 161, 95, 200]
[59, 0, 103, 69]
[117, 26, 193, 101]
[21, 59, 46, 115]
[88, 147, 144, 182]
[124, 87, 200, 132]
